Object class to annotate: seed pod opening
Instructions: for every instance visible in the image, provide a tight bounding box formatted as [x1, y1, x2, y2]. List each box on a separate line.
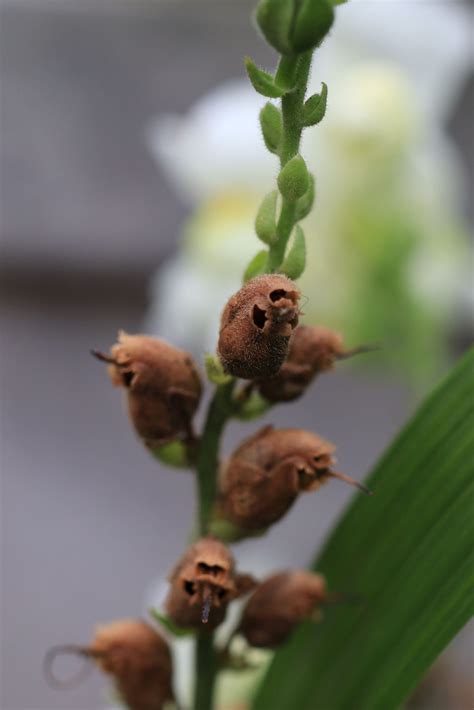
[217, 275, 300, 379]
[256, 325, 369, 402]
[240, 570, 327, 648]
[219, 426, 371, 531]
[93, 331, 202, 447]
[165, 537, 255, 631]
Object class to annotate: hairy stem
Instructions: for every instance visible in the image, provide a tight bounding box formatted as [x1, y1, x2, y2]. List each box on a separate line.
[267, 52, 312, 272]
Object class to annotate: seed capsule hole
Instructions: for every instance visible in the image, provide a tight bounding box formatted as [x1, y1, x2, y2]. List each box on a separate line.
[253, 305, 268, 329]
[269, 289, 287, 302]
[184, 580, 196, 596]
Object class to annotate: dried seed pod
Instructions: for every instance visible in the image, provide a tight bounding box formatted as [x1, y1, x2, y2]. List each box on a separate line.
[219, 426, 372, 530]
[256, 324, 373, 402]
[240, 570, 327, 648]
[217, 275, 300, 379]
[93, 331, 202, 447]
[165, 537, 255, 631]
[91, 619, 174, 710]
[45, 619, 173, 710]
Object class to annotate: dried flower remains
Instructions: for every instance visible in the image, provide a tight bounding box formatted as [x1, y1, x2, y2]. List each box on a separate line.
[165, 537, 255, 630]
[92, 331, 202, 447]
[44, 619, 173, 710]
[257, 324, 375, 402]
[240, 570, 327, 647]
[219, 425, 372, 531]
[217, 274, 300, 379]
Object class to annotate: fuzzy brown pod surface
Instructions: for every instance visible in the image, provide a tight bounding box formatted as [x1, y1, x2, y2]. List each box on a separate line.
[91, 619, 174, 710]
[93, 331, 202, 447]
[165, 537, 255, 630]
[217, 275, 300, 379]
[219, 426, 371, 531]
[240, 570, 327, 647]
[257, 324, 369, 402]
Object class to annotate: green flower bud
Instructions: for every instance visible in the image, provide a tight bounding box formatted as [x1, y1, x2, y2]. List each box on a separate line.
[243, 250, 269, 282]
[260, 103, 282, 155]
[281, 225, 306, 279]
[245, 57, 283, 98]
[255, 0, 294, 55]
[303, 82, 328, 126]
[295, 173, 316, 221]
[255, 190, 278, 245]
[290, 0, 334, 53]
[277, 154, 310, 202]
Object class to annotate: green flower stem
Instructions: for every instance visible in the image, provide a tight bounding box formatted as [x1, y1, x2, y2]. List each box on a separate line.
[192, 378, 235, 710]
[196, 379, 236, 537]
[267, 52, 312, 273]
[194, 632, 218, 710]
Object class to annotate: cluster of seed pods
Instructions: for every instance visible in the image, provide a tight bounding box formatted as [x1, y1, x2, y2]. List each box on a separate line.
[48, 274, 373, 706]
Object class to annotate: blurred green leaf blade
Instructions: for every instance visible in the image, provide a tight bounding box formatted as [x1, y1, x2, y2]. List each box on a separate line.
[254, 348, 474, 710]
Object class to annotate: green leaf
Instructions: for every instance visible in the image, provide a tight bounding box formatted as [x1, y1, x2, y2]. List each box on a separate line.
[255, 0, 294, 55]
[254, 349, 474, 710]
[280, 225, 306, 279]
[260, 104, 282, 156]
[149, 609, 195, 638]
[291, 0, 334, 53]
[294, 173, 315, 221]
[150, 440, 191, 468]
[255, 190, 278, 245]
[243, 250, 269, 283]
[204, 354, 233, 385]
[245, 57, 284, 98]
[277, 154, 309, 202]
[302, 82, 328, 127]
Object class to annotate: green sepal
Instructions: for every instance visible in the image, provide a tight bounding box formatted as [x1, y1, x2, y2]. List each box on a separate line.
[208, 509, 269, 543]
[277, 154, 309, 202]
[205, 354, 233, 385]
[255, 0, 294, 55]
[281, 225, 306, 279]
[150, 440, 190, 468]
[291, 0, 334, 53]
[302, 83, 328, 127]
[243, 250, 269, 283]
[149, 609, 195, 637]
[294, 174, 315, 221]
[234, 391, 271, 420]
[255, 190, 278, 245]
[245, 57, 284, 98]
[259, 103, 282, 155]
[274, 55, 300, 93]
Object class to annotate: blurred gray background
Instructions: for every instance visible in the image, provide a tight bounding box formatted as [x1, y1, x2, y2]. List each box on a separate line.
[1, 1, 472, 709]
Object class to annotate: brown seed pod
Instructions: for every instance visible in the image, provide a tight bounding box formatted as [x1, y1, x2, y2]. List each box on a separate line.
[165, 537, 256, 631]
[44, 619, 173, 710]
[239, 570, 327, 648]
[219, 426, 372, 530]
[92, 331, 202, 447]
[256, 324, 375, 402]
[217, 274, 300, 379]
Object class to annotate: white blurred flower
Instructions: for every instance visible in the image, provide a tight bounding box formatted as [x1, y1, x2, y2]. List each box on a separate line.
[145, 0, 471, 373]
